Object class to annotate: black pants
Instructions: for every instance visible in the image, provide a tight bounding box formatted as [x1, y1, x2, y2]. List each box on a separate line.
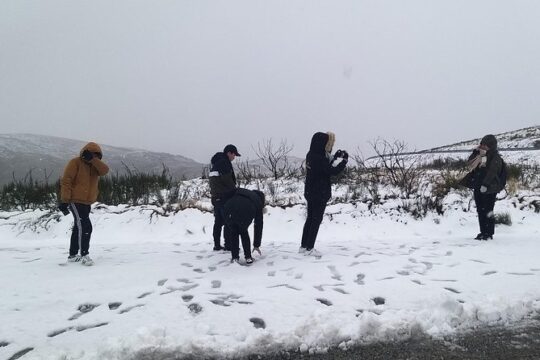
[474, 190, 497, 236]
[69, 203, 92, 256]
[212, 200, 231, 249]
[228, 223, 252, 260]
[301, 200, 327, 250]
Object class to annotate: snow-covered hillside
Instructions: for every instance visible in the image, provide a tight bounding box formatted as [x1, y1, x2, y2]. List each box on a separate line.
[432, 126, 540, 151]
[1, 188, 539, 360]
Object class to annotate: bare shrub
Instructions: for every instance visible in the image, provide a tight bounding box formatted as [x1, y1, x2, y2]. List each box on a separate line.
[368, 138, 426, 197]
[254, 138, 294, 180]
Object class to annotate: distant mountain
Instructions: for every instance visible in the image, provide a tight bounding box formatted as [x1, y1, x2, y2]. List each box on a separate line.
[0, 134, 205, 185]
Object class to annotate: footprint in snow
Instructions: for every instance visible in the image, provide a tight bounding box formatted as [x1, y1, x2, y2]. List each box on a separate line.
[182, 294, 194, 302]
[211, 280, 222, 289]
[267, 271, 276, 277]
[397, 270, 410, 276]
[333, 288, 349, 295]
[349, 261, 360, 267]
[69, 303, 100, 320]
[444, 287, 461, 294]
[316, 298, 332, 306]
[7, 347, 34, 360]
[188, 303, 203, 315]
[411, 279, 424, 285]
[193, 268, 205, 273]
[76, 322, 108, 332]
[182, 263, 193, 268]
[108, 302, 122, 310]
[266, 261, 274, 266]
[470, 259, 489, 264]
[483, 271, 497, 276]
[208, 266, 217, 272]
[355, 274, 365, 285]
[48, 327, 73, 337]
[372, 297, 386, 305]
[176, 278, 191, 283]
[250, 317, 266, 329]
[137, 292, 153, 299]
[507, 272, 535, 276]
[0, 341, 9, 347]
[327, 265, 342, 281]
[119, 304, 145, 314]
[157, 279, 168, 286]
[294, 273, 303, 279]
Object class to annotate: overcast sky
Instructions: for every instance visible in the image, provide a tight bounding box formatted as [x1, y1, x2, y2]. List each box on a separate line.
[1, 1, 539, 162]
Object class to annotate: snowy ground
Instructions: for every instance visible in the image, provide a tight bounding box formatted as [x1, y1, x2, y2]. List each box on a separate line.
[1, 201, 539, 360]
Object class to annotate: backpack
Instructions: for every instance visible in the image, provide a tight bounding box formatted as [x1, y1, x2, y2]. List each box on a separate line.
[498, 159, 507, 192]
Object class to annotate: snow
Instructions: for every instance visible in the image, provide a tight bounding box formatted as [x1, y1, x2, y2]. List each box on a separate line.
[1, 197, 539, 359]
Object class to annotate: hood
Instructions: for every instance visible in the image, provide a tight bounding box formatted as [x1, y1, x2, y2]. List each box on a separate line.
[309, 132, 329, 154]
[480, 134, 497, 150]
[80, 142, 103, 157]
[211, 152, 228, 165]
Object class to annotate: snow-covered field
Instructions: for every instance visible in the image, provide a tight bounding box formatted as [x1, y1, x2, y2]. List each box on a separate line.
[1, 196, 539, 360]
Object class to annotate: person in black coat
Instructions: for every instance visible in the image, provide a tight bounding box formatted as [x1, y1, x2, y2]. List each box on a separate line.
[300, 132, 348, 257]
[461, 134, 503, 240]
[223, 189, 265, 264]
[209, 144, 240, 251]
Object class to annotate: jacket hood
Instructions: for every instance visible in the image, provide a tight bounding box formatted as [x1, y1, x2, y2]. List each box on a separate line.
[480, 135, 497, 150]
[80, 142, 103, 156]
[211, 152, 229, 165]
[309, 132, 329, 153]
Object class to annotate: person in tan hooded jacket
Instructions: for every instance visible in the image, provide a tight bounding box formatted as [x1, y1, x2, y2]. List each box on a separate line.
[59, 142, 109, 265]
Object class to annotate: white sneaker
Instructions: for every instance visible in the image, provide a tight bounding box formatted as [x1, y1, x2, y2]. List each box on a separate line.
[81, 255, 94, 266]
[67, 255, 81, 262]
[306, 249, 322, 258]
[298, 247, 307, 254]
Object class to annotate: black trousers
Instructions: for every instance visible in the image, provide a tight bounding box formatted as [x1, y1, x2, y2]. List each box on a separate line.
[474, 190, 497, 236]
[301, 199, 327, 250]
[212, 200, 231, 249]
[228, 223, 252, 260]
[69, 203, 92, 256]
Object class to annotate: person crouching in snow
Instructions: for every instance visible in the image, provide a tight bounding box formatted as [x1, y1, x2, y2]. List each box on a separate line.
[300, 132, 348, 257]
[59, 142, 109, 265]
[460, 134, 503, 241]
[223, 189, 265, 265]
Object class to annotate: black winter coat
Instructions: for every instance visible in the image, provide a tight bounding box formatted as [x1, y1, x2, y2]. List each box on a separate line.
[223, 189, 264, 247]
[463, 149, 503, 194]
[304, 132, 347, 203]
[209, 152, 237, 201]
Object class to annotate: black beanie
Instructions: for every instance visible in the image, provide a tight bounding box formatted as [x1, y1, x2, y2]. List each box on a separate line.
[480, 134, 497, 150]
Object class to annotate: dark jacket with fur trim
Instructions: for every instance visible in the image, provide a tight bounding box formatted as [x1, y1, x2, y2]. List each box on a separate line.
[304, 132, 346, 203]
[466, 148, 503, 194]
[60, 142, 109, 205]
[209, 152, 237, 201]
[223, 188, 264, 247]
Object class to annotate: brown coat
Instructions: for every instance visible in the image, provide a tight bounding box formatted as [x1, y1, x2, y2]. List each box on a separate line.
[60, 142, 109, 205]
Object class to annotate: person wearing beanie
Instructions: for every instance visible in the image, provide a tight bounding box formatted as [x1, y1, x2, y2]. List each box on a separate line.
[460, 134, 504, 240]
[209, 144, 241, 251]
[300, 132, 348, 257]
[223, 189, 265, 265]
[59, 142, 109, 265]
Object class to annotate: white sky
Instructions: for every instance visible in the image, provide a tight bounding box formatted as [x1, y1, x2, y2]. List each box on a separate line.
[1, 0, 539, 162]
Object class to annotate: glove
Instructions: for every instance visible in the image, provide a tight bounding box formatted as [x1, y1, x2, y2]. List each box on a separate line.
[333, 150, 344, 160]
[480, 185, 487, 193]
[253, 247, 262, 256]
[58, 203, 70, 215]
[342, 150, 349, 160]
[81, 150, 93, 162]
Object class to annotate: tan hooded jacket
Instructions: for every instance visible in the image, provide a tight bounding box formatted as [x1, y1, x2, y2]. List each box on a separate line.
[60, 142, 109, 205]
